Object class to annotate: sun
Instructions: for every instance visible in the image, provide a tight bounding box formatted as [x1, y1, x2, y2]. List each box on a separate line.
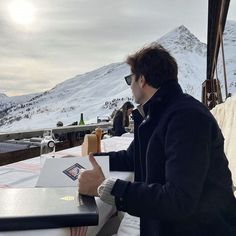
[8, 0, 36, 26]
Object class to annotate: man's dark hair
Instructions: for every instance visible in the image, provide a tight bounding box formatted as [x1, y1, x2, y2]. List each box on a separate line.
[126, 43, 178, 88]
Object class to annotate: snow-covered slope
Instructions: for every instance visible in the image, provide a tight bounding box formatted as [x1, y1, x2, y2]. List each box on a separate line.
[0, 63, 132, 130]
[217, 20, 236, 96]
[1, 22, 235, 131]
[158, 25, 206, 99]
[0, 92, 39, 116]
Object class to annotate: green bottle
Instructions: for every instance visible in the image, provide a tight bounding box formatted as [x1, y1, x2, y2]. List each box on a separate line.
[79, 113, 85, 125]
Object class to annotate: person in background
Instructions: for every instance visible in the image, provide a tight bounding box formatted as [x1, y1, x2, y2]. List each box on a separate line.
[113, 101, 134, 136]
[56, 121, 63, 127]
[78, 43, 236, 236]
[54, 121, 65, 141]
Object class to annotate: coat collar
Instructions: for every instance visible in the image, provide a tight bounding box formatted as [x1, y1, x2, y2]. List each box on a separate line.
[142, 80, 183, 117]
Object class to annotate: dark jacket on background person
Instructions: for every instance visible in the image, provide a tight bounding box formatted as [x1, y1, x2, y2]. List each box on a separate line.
[108, 81, 236, 236]
[113, 110, 128, 136]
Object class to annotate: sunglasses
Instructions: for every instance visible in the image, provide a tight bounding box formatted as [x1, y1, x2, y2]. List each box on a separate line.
[124, 74, 134, 85]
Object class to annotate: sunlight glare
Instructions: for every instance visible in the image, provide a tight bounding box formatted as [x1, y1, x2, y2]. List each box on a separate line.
[8, 0, 36, 26]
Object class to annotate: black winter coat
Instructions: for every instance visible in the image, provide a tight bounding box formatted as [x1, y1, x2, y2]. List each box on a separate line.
[108, 81, 235, 236]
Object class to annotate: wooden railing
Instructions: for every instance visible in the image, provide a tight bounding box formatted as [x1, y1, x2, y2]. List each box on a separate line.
[0, 122, 112, 141]
[0, 122, 112, 166]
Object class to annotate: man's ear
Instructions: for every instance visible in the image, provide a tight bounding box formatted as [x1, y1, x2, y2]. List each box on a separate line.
[139, 75, 146, 88]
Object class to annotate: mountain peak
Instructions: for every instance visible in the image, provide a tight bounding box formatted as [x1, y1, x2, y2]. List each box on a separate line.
[157, 25, 206, 56]
[177, 24, 189, 31]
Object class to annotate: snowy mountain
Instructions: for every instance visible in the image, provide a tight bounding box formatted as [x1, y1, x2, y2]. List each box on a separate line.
[0, 63, 133, 131]
[1, 22, 236, 131]
[0, 93, 39, 117]
[157, 25, 207, 99]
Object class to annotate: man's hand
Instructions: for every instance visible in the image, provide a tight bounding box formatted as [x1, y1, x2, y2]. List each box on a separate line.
[78, 153, 105, 196]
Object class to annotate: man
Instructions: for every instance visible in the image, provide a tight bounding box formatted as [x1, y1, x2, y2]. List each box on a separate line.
[78, 44, 235, 235]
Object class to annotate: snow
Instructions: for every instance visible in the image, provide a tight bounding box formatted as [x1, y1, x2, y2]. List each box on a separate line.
[0, 21, 235, 132]
[0, 93, 39, 113]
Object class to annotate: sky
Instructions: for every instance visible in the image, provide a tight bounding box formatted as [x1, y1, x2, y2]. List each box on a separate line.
[0, 0, 235, 97]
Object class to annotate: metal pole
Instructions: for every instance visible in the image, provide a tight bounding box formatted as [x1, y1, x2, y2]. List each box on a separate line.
[219, 24, 229, 99]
